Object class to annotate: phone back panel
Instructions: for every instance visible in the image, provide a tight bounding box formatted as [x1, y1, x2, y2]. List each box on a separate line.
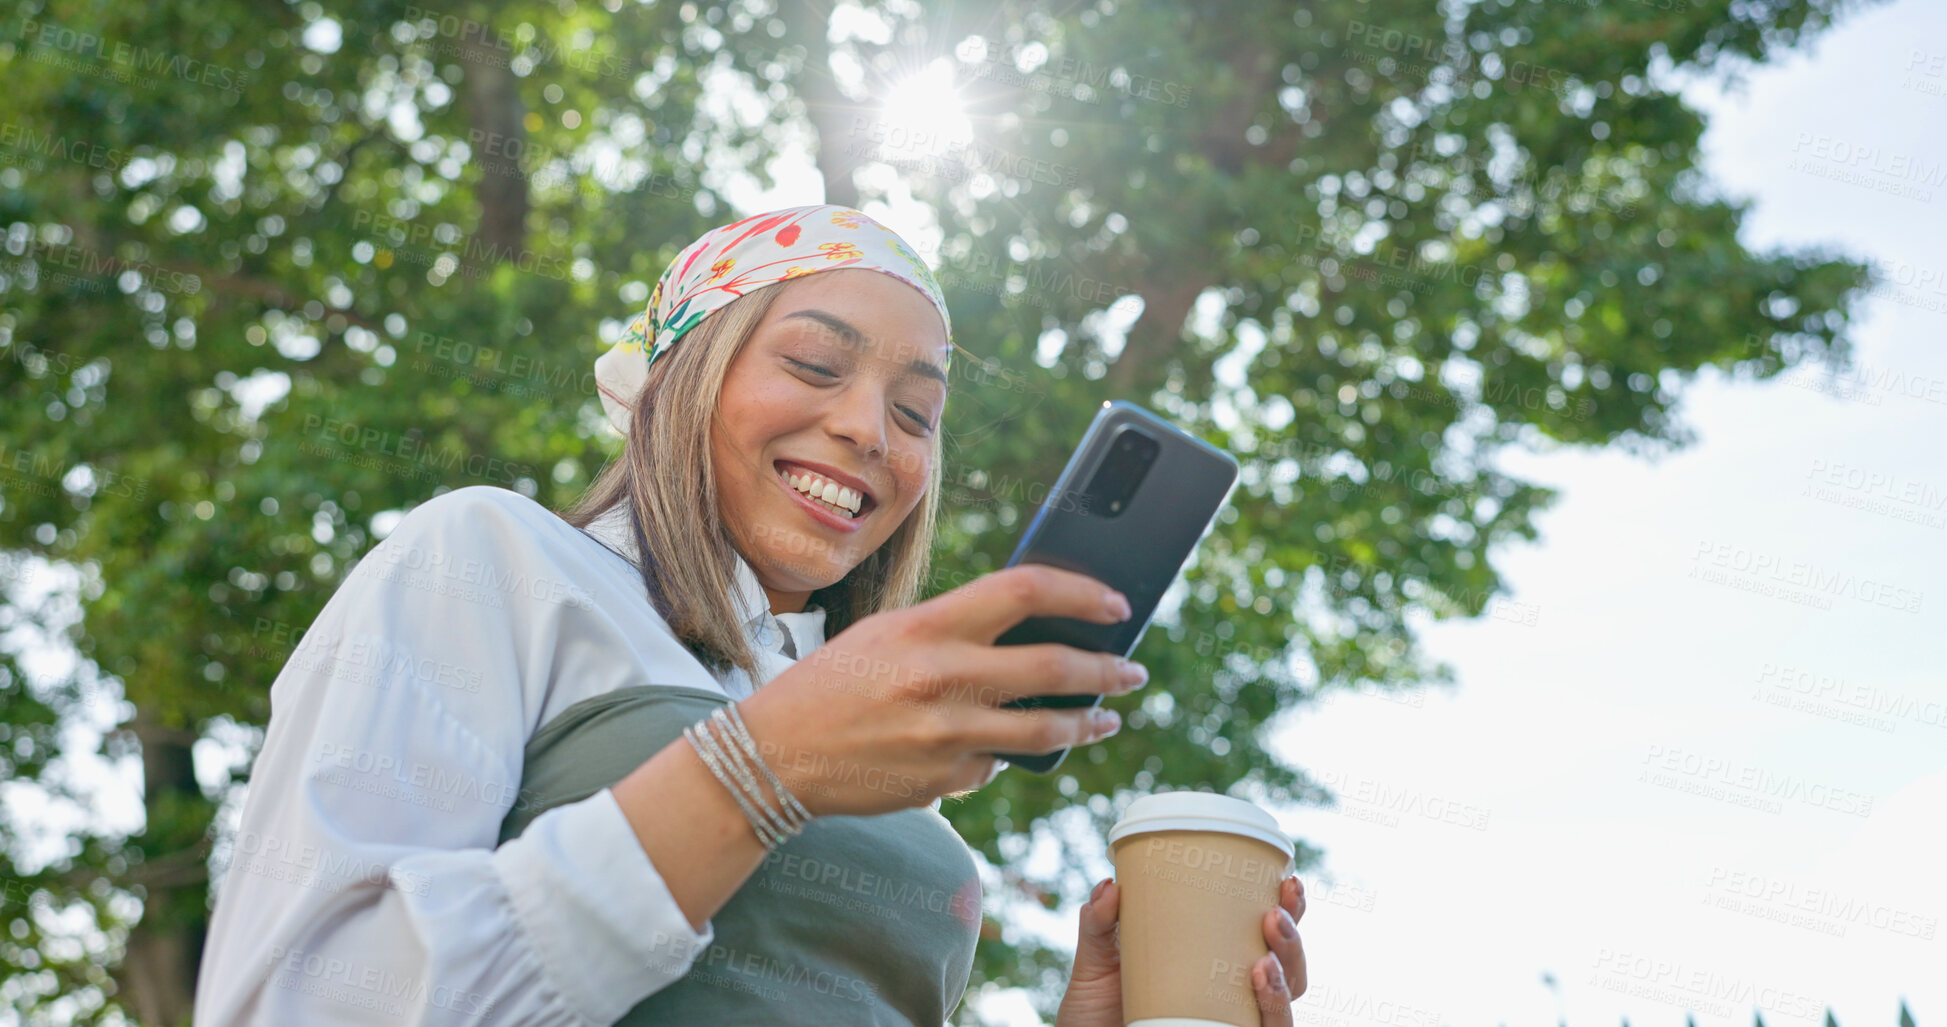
[991, 401, 1239, 771]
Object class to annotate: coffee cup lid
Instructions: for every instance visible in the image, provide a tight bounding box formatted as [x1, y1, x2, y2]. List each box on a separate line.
[1107, 791, 1294, 866]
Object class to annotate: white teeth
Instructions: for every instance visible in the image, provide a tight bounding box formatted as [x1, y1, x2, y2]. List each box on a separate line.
[782, 466, 863, 516]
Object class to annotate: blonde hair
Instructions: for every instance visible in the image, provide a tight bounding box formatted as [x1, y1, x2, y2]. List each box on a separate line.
[557, 281, 945, 686]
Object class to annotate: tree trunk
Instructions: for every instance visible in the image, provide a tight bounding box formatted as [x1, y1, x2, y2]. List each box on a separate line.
[115, 719, 207, 1027]
[778, 5, 862, 208]
[457, 17, 531, 257]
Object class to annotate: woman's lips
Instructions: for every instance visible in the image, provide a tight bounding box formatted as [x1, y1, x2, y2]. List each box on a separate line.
[775, 466, 867, 533]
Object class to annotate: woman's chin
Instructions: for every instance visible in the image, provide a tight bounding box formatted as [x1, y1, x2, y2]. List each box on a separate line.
[755, 552, 851, 594]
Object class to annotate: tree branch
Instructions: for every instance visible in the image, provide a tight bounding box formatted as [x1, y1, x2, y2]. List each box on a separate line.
[779, 3, 864, 208]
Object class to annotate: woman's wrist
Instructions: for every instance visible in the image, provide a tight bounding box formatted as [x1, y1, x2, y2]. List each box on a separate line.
[731, 687, 834, 818]
[682, 705, 813, 848]
[611, 735, 772, 932]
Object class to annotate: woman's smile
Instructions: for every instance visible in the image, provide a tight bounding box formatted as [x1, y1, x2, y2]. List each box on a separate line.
[774, 459, 871, 533]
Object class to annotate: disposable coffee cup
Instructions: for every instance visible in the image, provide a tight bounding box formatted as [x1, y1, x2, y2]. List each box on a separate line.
[1107, 791, 1296, 1027]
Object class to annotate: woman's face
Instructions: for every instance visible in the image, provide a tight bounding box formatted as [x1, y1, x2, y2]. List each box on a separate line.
[712, 269, 950, 613]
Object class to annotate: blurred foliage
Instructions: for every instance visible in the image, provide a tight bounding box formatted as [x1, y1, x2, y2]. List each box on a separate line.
[0, 0, 1875, 1022]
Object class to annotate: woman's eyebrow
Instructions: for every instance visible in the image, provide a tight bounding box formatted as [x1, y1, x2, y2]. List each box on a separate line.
[780, 309, 949, 385]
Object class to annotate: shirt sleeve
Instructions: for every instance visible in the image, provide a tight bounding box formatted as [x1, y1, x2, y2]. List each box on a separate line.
[193, 486, 715, 1027]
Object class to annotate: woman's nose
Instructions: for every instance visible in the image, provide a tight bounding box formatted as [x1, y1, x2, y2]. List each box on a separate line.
[825, 383, 890, 457]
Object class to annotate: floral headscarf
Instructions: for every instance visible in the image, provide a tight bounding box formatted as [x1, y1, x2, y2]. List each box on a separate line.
[593, 204, 953, 437]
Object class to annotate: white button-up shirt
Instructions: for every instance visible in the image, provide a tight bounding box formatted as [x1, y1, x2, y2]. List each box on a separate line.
[194, 485, 840, 1026]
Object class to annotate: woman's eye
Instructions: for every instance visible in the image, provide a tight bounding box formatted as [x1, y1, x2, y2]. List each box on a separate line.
[789, 358, 932, 431]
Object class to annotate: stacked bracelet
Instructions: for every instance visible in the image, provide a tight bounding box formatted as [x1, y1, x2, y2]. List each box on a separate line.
[682, 704, 814, 849]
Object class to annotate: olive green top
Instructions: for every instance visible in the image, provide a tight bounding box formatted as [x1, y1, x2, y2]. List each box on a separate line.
[498, 684, 982, 1025]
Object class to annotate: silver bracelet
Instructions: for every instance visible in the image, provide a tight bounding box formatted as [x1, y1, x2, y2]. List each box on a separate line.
[700, 709, 799, 843]
[720, 703, 814, 830]
[683, 718, 786, 848]
[712, 709, 809, 845]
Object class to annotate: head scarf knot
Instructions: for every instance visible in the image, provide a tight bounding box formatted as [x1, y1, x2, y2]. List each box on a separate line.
[594, 204, 953, 437]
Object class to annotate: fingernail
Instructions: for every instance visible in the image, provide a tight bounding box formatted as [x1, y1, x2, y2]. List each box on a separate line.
[1277, 907, 1298, 939]
[1265, 954, 1286, 991]
[1093, 709, 1121, 737]
[1118, 658, 1149, 688]
[1106, 591, 1132, 620]
[1091, 878, 1109, 902]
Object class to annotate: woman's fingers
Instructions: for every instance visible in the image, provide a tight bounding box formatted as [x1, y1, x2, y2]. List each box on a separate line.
[1260, 875, 1309, 1005]
[1283, 875, 1308, 996]
[956, 703, 1121, 757]
[956, 641, 1145, 706]
[1069, 877, 1122, 984]
[1252, 951, 1296, 1026]
[1056, 877, 1126, 1024]
[927, 563, 1130, 644]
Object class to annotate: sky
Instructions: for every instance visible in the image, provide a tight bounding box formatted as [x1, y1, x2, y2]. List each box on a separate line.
[1263, 3, 1947, 1026]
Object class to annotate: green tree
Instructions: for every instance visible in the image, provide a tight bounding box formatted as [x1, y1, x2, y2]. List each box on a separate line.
[0, 0, 1873, 1022]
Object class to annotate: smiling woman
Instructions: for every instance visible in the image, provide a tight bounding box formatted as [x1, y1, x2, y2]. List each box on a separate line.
[566, 209, 959, 680]
[194, 205, 1301, 1027]
[713, 272, 952, 612]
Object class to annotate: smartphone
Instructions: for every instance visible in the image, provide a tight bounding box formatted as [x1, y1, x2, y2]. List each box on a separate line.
[988, 400, 1240, 773]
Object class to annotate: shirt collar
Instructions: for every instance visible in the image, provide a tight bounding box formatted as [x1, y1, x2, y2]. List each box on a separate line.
[582, 497, 827, 648]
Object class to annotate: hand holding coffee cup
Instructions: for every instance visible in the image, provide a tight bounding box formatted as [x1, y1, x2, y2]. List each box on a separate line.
[1056, 792, 1306, 1027]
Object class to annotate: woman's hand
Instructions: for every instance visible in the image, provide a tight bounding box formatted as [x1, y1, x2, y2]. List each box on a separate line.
[1054, 873, 1308, 1027]
[737, 564, 1150, 816]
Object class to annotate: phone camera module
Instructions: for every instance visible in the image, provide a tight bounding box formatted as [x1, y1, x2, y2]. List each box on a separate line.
[1081, 428, 1158, 519]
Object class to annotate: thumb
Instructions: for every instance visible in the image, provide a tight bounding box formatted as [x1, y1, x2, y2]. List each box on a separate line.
[1070, 877, 1122, 983]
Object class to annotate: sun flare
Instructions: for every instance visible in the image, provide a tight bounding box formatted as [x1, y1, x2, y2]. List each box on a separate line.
[872, 62, 975, 153]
